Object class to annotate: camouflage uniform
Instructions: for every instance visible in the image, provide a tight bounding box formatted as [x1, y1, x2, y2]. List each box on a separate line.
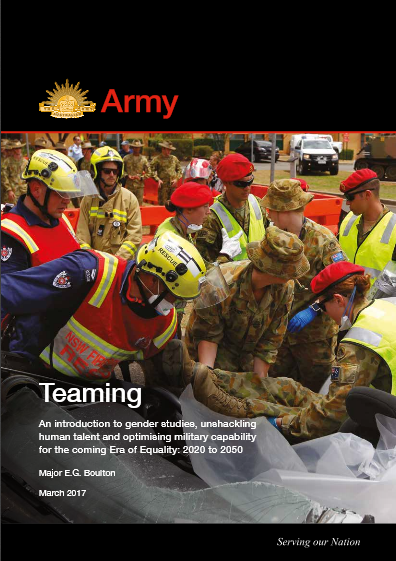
[2, 157, 28, 202]
[77, 158, 92, 172]
[123, 153, 152, 206]
[269, 218, 349, 391]
[195, 193, 270, 264]
[185, 260, 294, 371]
[150, 154, 182, 205]
[212, 299, 392, 442]
[1, 148, 12, 204]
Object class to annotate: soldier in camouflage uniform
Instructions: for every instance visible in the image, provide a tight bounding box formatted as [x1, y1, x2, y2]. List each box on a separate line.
[76, 141, 95, 173]
[195, 153, 270, 264]
[1, 139, 13, 204]
[33, 137, 52, 153]
[2, 140, 28, 203]
[185, 227, 310, 377]
[54, 141, 68, 157]
[123, 140, 152, 206]
[150, 141, 182, 205]
[263, 179, 349, 392]
[188, 262, 395, 442]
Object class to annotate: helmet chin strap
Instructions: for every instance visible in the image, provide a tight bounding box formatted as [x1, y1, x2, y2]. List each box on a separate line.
[27, 183, 53, 220]
[134, 273, 168, 309]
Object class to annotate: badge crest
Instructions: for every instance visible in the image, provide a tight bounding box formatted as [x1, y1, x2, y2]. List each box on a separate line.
[1, 246, 12, 261]
[53, 271, 72, 289]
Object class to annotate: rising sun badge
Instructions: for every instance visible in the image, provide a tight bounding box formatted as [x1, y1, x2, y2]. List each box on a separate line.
[39, 80, 96, 119]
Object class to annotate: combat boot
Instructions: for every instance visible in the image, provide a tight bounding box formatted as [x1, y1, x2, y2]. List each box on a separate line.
[192, 363, 250, 418]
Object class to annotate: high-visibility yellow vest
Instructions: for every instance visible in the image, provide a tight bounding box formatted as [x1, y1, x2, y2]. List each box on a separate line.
[210, 194, 265, 260]
[155, 217, 194, 245]
[339, 211, 396, 284]
[342, 298, 396, 395]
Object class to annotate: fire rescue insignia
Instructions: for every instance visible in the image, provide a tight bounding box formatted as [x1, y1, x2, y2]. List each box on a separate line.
[53, 270, 72, 289]
[1, 246, 12, 261]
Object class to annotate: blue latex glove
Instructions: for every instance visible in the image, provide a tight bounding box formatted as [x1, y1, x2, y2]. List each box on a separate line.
[267, 417, 282, 432]
[287, 306, 319, 333]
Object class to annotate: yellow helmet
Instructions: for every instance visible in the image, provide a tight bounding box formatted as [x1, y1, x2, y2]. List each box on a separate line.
[136, 231, 207, 299]
[90, 146, 124, 180]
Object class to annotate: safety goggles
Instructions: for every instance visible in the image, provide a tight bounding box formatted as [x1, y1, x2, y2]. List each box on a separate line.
[316, 296, 332, 312]
[233, 175, 254, 189]
[102, 168, 119, 175]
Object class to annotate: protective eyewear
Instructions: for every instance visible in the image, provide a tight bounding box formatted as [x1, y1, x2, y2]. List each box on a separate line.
[316, 296, 332, 312]
[344, 188, 375, 202]
[102, 168, 119, 175]
[233, 176, 254, 189]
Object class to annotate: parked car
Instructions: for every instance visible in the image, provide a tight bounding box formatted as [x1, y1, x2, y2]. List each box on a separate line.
[235, 140, 280, 163]
[294, 138, 339, 176]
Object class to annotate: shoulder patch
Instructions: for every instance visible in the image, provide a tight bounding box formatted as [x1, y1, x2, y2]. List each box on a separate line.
[1, 246, 12, 261]
[85, 269, 97, 283]
[331, 251, 345, 263]
[331, 364, 358, 384]
[53, 271, 72, 289]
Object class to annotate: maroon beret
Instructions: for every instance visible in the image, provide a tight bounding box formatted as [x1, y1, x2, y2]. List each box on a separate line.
[311, 262, 365, 296]
[340, 169, 378, 194]
[171, 182, 213, 208]
[216, 154, 254, 182]
[291, 177, 309, 192]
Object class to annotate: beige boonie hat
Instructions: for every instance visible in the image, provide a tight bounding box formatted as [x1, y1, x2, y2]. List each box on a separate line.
[34, 137, 51, 148]
[247, 226, 310, 280]
[158, 140, 177, 151]
[1, 139, 10, 148]
[131, 140, 143, 148]
[262, 179, 314, 212]
[8, 140, 26, 149]
[81, 141, 95, 150]
[54, 141, 67, 150]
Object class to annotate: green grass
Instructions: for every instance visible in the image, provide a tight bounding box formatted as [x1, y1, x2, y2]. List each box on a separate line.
[253, 170, 396, 200]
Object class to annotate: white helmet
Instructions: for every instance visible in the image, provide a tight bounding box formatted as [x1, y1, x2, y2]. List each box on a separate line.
[184, 158, 212, 181]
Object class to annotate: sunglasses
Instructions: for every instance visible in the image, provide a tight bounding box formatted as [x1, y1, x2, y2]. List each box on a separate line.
[316, 296, 332, 312]
[233, 176, 254, 189]
[102, 168, 119, 175]
[344, 188, 376, 202]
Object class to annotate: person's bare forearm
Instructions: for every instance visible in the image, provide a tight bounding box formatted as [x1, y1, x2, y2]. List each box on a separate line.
[198, 341, 218, 368]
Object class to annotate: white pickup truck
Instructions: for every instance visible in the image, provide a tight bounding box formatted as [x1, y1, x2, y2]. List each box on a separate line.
[294, 138, 339, 176]
[290, 134, 343, 155]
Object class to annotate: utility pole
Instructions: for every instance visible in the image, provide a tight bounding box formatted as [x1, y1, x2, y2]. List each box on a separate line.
[270, 133, 277, 183]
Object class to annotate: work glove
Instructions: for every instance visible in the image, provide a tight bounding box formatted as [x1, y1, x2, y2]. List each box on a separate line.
[219, 228, 243, 260]
[287, 305, 319, 333]
[267, 417, 282, 432]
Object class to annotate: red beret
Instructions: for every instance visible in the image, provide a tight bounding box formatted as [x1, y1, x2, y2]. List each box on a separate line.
[311, 262, 365, 296]
[171, 182, 213, 208]
[216, 154, 254, 182]
[291, 177, 309, 192]
[340, 169, 378, 194]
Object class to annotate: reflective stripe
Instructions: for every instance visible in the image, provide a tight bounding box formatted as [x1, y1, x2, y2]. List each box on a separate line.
[40, 346, 81, 378]
[364, 266, 382, 279]
[67, 316, 138, 360]
[249, 194, 262, 220]
[61, 214, 75, 232]
[342, 214, 359, 236]
[381, 213, 396, 244]
[346, 326, 382, 347]
[211, 202, 233, 233]
[1, 219, 39, 253]
[120, 241, 137, 255]
[153, 311, 177, 349]
[89, 208, 127, 223]
[80, 243, 91, 249]
[88, 253, 118, 308]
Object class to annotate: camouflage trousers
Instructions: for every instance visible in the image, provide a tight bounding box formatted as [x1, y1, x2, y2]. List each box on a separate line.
[126, 181, 144, 206]
[158, 184, 176, 206]
[215, 369, 320, 419]
[268, 336, 337, 393]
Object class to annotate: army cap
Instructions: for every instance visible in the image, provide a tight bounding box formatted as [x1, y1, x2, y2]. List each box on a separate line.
[131, 140, 143, 148]
[247, 226, 310, 280]
[8, 140, 26, 149]
[81, 141, 95, 150]
[54, 141, 67, 150]
[34, 137, 50, 148]
[262, 179, 314, 212]
[158, 140, 177, 151]
[121, 140, 130, 146]
[1, 139, 10, 148]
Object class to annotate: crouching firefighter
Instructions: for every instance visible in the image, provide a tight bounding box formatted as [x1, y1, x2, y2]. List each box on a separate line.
[1, 232, 211, 395]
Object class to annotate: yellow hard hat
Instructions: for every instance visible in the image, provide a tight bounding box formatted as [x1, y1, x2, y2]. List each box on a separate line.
[136, 231, 207, 299]
[22, 149, 98, 198]
[90, 146, 124, 180]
